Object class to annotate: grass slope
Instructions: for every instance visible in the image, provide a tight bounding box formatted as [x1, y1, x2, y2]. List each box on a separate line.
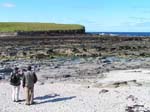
[0, 22, 85, 32]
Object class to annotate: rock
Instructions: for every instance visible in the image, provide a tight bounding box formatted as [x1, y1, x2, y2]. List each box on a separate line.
[113, 81, 128, 88]
[32, 53, 48, 59]
[83, 48, 87, 52]
[72, 48, 80, 53]
[0, 76, 2, 80]
[0, 68, 13, 74]
[63, 75, 71, 78]
[38, 82, 44, 85]
[125, 105, 150, 112]
[64, 49, 72, 56]
[101, 59, 112, 64]
[99, 89, 109, 94]
[127, 80, 142, 86]
[46, 49, 55, 55]
[126, 95, 138, 101]
[83, 85, 90, 88]
[0, 73, 5, 80]
[54, 65, 59, 68]
[87, 86, 90, 88]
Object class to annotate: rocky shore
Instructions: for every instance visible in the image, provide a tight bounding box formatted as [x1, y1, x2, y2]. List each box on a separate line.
[0, 35, 150, 59]
[1, 56, 150, 82]
[1, 35, 150, 112]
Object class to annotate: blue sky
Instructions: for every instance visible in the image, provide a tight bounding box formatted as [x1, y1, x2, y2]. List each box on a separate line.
[0, 0, 150, 32]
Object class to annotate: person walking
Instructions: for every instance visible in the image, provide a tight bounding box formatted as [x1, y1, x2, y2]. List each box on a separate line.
[22, 66, 37, 105]
[10, 67, 21, 102]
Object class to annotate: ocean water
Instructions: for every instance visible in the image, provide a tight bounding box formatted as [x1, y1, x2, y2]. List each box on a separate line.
[88, 32, 150, 37]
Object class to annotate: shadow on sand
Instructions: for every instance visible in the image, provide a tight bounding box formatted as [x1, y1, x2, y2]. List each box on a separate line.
[34, 94, 76, 104]
[35, 93, 60, 100]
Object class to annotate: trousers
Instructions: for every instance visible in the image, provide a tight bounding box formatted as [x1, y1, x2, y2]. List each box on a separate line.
[12, 86, 20, 101]
[25, 87, 34, 104]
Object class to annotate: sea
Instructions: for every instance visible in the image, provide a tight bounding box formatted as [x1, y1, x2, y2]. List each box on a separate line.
[88, 32, 150, 37]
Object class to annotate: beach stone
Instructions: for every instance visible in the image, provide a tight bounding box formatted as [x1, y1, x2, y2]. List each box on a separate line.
[35, 53, 48, 59]
[126, 95, 138, 101]
[99, 89, 109, 94]
[63, 75, 71, 78]
[0, 68, 13, 75]
[113, 81, 128, 88]
[125, 105, 150, 112]
[38, 82, 44, 85]
[83, 85, 90, 89]
[46, 49, 55, 55]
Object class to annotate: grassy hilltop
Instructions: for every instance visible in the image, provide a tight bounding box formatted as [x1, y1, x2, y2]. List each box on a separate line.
[0, 22, 85, 32]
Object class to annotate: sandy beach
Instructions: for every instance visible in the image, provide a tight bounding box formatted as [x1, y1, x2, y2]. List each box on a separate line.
[1, 68, 150, 112]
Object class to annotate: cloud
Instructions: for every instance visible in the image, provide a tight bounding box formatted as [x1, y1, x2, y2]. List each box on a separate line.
[1, 3, 15, 8]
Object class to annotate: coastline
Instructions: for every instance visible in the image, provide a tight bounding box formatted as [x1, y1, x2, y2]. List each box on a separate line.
[1, 34, 150, 112]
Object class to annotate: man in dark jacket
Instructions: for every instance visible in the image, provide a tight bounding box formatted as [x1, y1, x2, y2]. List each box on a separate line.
[10, 67, 21, 102]
[22, 66, 37, 105]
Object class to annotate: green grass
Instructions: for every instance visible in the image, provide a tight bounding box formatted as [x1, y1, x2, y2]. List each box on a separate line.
[0, 22, 85, 32]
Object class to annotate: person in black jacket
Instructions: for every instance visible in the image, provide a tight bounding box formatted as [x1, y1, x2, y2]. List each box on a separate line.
[10, 67, 21, 102]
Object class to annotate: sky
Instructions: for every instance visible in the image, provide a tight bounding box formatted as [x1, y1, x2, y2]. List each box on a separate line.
[0, 0, 150, 32]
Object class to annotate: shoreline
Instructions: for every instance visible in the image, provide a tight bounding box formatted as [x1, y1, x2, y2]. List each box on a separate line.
[1, 56, 150, 81]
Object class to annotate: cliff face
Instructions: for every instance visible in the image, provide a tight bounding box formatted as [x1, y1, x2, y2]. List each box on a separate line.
[0, 28, 85, 37]
[17, 28, 85, 36]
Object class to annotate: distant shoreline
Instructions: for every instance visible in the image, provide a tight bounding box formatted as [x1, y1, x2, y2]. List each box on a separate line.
[88, 32, 150, 37]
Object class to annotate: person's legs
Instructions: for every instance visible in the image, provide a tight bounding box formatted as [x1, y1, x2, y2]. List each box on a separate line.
[28, 88, 31, 103]
[25, 87, 30, 105]
[12, 86, 15, 101]
[15, 86, 20, 101]
[29, 87, 34, 104]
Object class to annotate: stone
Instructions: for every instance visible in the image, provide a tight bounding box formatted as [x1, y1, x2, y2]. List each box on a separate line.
[99, 89, 109, 94]
[63, 75, 71, 78]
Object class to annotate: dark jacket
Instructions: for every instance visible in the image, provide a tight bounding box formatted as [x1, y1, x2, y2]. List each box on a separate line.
[10, 72, 21, 86]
